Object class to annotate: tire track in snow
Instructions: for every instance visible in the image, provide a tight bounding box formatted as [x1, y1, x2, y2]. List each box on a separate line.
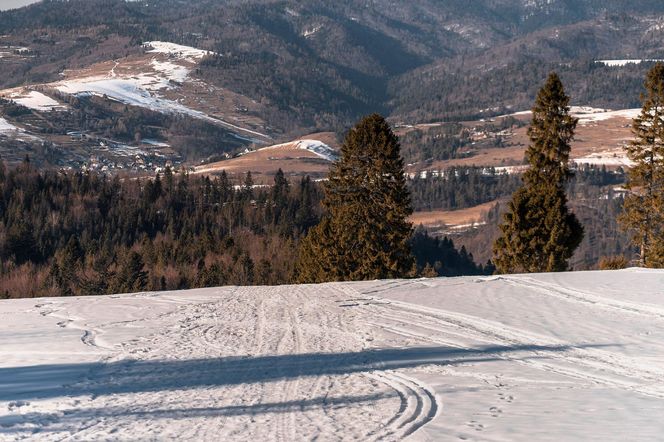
[366, 371, 439, 441]
[329, 282, 442, 440]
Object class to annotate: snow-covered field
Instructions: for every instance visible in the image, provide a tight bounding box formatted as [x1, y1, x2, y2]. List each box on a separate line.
[505, 106, 641, 125]
[1, 269, 663, 441]
[596, 59, 664, 67]
[5, 91, 66, 112]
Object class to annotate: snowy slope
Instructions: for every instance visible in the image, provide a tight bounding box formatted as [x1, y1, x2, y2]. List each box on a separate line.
[259, 139, 338, 162]
[1, 269, 663, 441]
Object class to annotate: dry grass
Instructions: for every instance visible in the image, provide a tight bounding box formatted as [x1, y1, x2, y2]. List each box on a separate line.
[408, 114, 634, 173]
[410, 200, 501, 227]
[194, 132, 339, 184]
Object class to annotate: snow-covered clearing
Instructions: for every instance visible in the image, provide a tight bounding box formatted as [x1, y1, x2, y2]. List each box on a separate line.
[5, 90, 66, 112]
[503, 106, 641, 125]
[143, 41, 211, 62]
[0, 118, 19, 133]
[572, 148, 635, 167]
[1, 269, 663, 440]
[0, 117, 40, 141]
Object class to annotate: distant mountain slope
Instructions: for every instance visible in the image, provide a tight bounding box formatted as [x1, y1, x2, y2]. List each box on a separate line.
[1, 0, 664, 165]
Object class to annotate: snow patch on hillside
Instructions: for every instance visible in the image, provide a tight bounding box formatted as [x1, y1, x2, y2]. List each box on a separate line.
[0, 117, 19, 132]
[573, 148, 634, 167]
[573, 108, 641, 125]
[503, 106, 641, 125]
[0, 117, 41, 141]
[596, 59, 664, 67]
[6, 90, 66, 111]
[143, 41, 210, 62]
[150, 60, 191, 84]
[262, 139, 338, 161]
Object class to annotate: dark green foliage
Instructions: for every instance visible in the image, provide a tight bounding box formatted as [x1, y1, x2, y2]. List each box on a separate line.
[113, 251, 148, 294]
[493, 73, 584, 273]
[619, 63, 664, 268]
[296, 114, 415, 282]
[409, 167, 522, 211]
[410, 227, 490, 277]
[0, 163, 325, 297]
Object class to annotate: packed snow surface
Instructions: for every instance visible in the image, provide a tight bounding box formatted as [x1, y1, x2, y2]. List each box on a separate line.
[1, 269, 664, 440]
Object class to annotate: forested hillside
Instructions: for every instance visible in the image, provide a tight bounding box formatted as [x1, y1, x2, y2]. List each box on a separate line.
[0, 159, 486, 298]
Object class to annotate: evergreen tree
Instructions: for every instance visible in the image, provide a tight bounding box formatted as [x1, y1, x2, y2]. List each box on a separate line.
[493, 73, 584, 273]
[296, 114, 415, 282]
[619, 63, 664, 267]
[113, 251, 148, 293]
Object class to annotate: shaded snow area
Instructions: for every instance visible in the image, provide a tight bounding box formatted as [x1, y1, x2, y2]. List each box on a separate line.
[261, 139, 338, 161]
[0, 117, 40, 141]
[1, 269, 663, 441]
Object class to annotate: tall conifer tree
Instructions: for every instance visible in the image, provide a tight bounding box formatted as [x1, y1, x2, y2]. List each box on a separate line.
[493, 73, 583, 273]
[296, 114, 415, 282]
[619, 63, 664, 267]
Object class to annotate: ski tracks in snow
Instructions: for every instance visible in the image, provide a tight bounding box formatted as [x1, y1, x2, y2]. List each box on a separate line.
[7, 274, 662, 440]
[342, 282, 664, 400]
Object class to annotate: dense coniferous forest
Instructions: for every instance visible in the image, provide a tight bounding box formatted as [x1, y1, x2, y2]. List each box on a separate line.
[0, 159, 489, 298]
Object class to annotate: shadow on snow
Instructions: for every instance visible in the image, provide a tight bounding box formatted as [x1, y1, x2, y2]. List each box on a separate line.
[0, 343, 614, 403]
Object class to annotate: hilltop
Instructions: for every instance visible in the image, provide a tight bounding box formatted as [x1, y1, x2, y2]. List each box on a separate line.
[1, 269, 663, 440]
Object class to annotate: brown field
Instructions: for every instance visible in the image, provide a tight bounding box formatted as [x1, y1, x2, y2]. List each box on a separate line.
[410, 200, 502, 228]
[194, 132, 339, 183]
[410, 112, 634, 173]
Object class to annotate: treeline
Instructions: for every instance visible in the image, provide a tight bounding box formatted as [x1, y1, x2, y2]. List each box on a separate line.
[409, 167, 522, 211]
[0, 160, 489, 298]
[408, 164, 623, 212]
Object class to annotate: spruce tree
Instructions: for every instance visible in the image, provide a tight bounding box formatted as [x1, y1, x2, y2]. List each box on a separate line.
[296, 114, 415, 282]
[493, 73, 583, 273]
[619, 63, 664, 267]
